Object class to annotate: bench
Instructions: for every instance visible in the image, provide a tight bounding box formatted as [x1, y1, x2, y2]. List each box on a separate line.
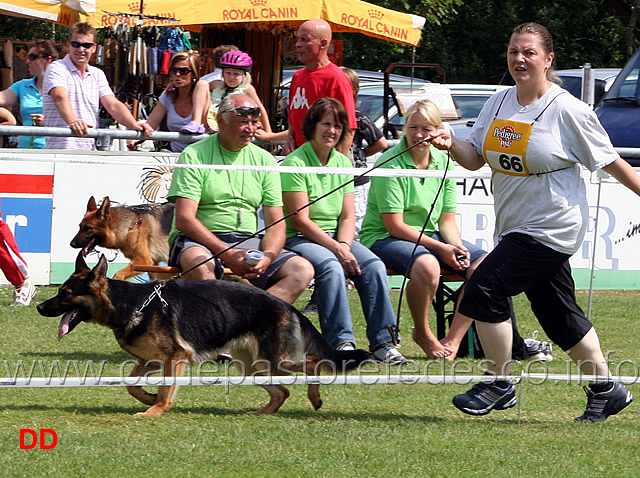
[132, 264, 476, 357]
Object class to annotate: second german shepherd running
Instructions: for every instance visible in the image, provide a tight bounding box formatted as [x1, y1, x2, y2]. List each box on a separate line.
[37, 253, 371, 417]
[70, 196, 174, 281]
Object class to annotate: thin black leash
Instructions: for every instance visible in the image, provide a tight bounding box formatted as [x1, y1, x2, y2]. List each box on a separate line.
[137, 135, 436, 312]
[172, 136, 437, 280]
[388, 149, 452, 346]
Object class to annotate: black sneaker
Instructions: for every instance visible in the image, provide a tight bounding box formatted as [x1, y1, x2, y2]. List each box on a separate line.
[575, 382, 634, 422]
[453, 380, 517, 416]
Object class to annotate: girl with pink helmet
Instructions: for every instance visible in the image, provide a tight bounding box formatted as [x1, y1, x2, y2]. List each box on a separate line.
[181, 50, 272, 134]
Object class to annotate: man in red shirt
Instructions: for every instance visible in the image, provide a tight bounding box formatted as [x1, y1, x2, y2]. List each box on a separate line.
[284, 19, 357, 155]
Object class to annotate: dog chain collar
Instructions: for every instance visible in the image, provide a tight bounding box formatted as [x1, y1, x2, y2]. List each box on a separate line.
[137, 282, 169, 314]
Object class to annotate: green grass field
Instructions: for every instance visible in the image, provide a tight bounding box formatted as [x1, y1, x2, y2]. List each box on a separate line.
[1, 285, 639, 477]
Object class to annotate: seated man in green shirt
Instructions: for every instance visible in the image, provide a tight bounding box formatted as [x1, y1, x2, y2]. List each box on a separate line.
[167, 94, 314, 304]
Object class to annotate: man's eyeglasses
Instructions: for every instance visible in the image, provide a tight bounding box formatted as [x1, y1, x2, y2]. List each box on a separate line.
[27, 53, 50, 61]
[220, 106, 261, 117]
[169, 67, 192, 76]
[70, 41, 95, 49]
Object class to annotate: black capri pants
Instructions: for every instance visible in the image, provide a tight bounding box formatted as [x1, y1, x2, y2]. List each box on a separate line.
[459, 233, 592, 351]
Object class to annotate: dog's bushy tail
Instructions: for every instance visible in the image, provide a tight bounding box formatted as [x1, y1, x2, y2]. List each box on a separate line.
[295, 309, 371, 372]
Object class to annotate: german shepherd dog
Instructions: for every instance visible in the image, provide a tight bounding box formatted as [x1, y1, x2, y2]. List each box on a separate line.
[37, 253, 371, 417]
[70, 196, 174, 281]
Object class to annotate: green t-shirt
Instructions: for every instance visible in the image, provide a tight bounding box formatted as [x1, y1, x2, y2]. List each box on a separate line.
[280, 141, 355, 238]
[359, 139, 457, 249]
[167, 134, 282, 243]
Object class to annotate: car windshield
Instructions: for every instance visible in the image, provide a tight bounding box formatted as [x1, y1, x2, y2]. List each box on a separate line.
[452, 95, 491, 120]
[601, 55, 640, 101]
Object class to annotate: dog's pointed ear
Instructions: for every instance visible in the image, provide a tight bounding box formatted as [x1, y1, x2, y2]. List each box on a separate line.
[75, 250, 91, 273]
[89, 254, 109, 280]
[97, 196, 111, 219]
[87, 196, 97, 212]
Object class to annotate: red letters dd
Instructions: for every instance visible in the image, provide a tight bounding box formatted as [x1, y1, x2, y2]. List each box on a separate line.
[20, 429, 58, 449]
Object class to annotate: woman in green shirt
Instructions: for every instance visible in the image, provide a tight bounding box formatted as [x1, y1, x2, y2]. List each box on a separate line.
[281, 97, 406, 365]
[360, 100, 487, 359]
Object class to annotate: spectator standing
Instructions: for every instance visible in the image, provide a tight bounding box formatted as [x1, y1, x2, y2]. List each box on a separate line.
[284, 19, 357, 155]
[0, 199, 36, 306]
[0, 40, 57, 149]
[43, 22, 153, 150]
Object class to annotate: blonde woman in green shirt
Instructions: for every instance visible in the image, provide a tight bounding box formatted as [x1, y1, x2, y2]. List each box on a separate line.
[360, 100, 486, 359]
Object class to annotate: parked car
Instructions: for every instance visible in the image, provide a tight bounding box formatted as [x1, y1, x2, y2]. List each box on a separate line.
[556, 68, 620, 106]
[594, 50, 640, 166]
[363, 83, 510, 140]
[447, 84, 511, 120]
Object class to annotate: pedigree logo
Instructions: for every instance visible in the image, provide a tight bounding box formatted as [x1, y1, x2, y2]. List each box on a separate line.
[340, 12, 409, 42]
[493, 125, 522, 148]
[222, 0, 299, 21]
[19, 429, 58, 449]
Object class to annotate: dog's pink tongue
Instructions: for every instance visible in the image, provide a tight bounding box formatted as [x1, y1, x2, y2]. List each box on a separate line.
[58, 312, 73, 341]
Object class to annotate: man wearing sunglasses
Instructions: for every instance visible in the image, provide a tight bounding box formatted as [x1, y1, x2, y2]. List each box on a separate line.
[43, 22, 153, 150]
[167, 93, 314, 305]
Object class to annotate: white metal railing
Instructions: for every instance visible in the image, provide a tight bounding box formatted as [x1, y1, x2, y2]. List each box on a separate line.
[0, 125, 283, 150]
[1, 125, 638, 157]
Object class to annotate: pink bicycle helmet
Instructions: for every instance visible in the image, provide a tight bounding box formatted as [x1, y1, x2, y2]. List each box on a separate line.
[219, 51, 253, 71]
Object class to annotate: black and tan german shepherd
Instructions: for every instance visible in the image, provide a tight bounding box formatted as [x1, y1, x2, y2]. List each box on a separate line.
[70, 196, 174, 281]
[37, 253, 371, 416]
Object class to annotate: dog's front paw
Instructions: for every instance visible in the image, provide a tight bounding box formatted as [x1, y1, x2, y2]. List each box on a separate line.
[136, 404, 167, 417]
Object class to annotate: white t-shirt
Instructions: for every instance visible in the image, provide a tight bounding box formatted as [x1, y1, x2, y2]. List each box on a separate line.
[469, 84, 618, 254]
[201, 68, 222, 82]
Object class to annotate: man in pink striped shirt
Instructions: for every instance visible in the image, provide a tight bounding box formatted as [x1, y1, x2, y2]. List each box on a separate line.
[43, 22, 153, 150]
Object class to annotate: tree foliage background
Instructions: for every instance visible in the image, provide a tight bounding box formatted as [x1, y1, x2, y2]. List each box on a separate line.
[1, 0, 638, 84]
[337, 0, 638, 83]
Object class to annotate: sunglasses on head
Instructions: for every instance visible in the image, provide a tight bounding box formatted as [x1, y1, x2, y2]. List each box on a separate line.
[221, 106, 261, 117]
[70, 41, 95, 49]
[27, 53, 49, 61]
[169, 67, 192, 76]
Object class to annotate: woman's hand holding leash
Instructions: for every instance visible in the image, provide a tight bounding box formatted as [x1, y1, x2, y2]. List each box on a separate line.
[429, 129, 453, 150]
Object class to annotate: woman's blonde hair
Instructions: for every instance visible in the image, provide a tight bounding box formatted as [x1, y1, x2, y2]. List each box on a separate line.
[403, 99, 442, 135]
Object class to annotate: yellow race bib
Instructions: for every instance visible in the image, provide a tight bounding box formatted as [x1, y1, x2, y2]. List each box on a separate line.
[483, 119, 533, 176]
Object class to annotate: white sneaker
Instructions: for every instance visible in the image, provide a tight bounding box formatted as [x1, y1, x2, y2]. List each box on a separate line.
[12, 279, 36, 306]
[372, 344, 408, 365]
[525, 331, 553, 361]
[335, 342, 356, 351]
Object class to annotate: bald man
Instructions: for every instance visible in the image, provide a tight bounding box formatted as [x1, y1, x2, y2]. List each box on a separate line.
[284, 19, 357, 155]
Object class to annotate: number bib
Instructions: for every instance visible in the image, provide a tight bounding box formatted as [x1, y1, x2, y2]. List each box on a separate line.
[483, 118, 533, 176]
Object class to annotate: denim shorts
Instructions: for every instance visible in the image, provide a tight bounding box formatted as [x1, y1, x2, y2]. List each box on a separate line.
[169, 232, 297, 290]
[370, 233, 486, 279]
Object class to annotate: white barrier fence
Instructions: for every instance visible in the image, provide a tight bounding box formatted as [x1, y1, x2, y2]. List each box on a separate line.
[1, 373, 638, 388]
